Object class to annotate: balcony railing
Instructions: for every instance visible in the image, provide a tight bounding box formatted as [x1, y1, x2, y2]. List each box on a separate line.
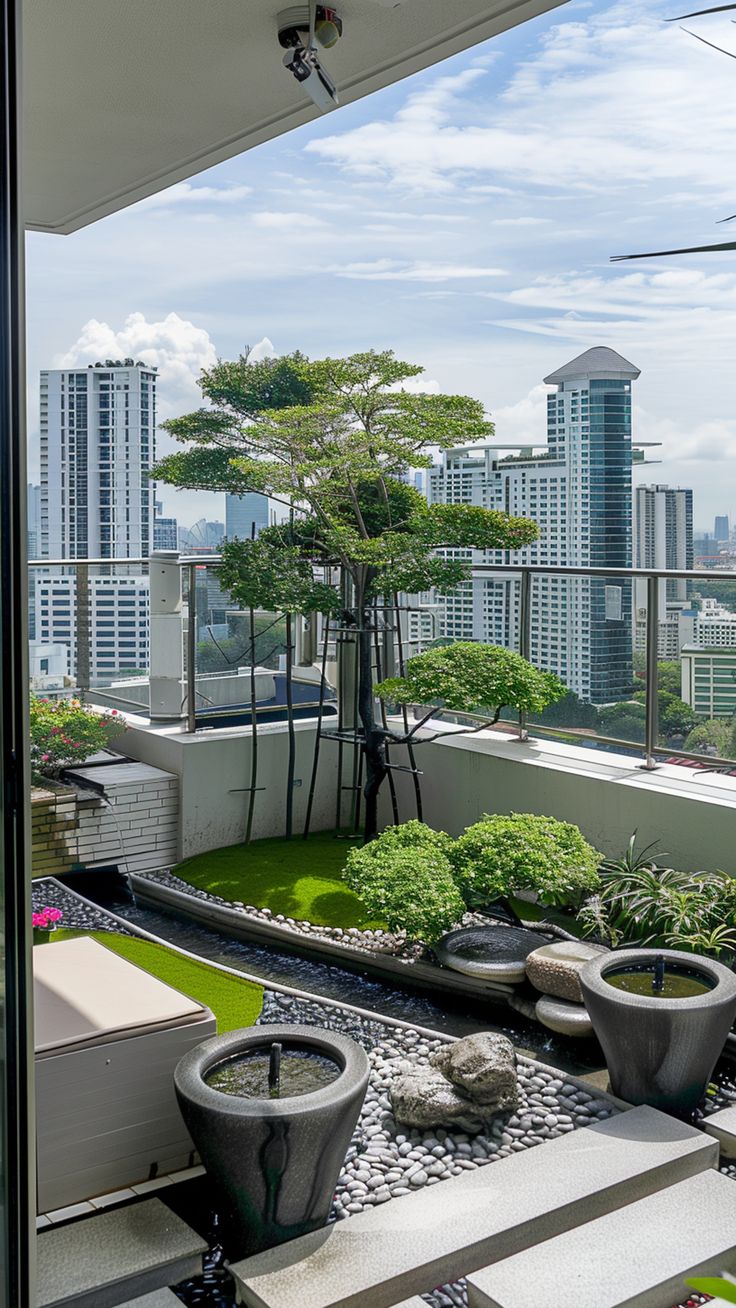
[27, 554, 736, 774]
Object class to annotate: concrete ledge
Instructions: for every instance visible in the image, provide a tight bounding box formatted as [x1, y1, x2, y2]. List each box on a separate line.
[231, 1107, 717, 1308]
[465, 1168, 736, 1308]
[132, 874, 518, 1008]
[703, 1105, 736, 1159]
[37, 1197, 207, 1308]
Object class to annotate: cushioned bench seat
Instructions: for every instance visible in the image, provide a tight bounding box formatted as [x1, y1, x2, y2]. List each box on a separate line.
[34, 936, 216, 1213]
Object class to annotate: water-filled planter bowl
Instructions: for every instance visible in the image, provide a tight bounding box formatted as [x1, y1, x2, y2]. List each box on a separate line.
[174, 1023, 369, 1257]
[580, 947, 736, 1117]
[435, 925, 550, 983]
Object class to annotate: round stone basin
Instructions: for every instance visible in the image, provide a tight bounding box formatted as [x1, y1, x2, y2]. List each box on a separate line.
[205, 1047, 340, 1099]
[604, 963, 715, 1000]
[435, 925, 550, 983]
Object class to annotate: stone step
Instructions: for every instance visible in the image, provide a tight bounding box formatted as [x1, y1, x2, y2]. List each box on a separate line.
[117, 1294, 182, 1307]
[36, 1196, 207, 1308]
[231, 1106, 716, 1308]
[465, 1167, 736, 1308]
[703, 1105, 736, 1159]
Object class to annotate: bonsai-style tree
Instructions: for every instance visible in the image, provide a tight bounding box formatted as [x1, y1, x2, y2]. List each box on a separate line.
[153, 348, 564, 841]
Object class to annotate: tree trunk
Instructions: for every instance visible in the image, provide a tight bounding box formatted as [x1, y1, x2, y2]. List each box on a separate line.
[357, 604, 387, 842]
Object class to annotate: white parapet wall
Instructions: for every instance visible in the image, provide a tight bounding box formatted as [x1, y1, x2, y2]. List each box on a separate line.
[111, 711, 736, 873]
[378, 723, 736, 874]
[111, 714, 341, 859]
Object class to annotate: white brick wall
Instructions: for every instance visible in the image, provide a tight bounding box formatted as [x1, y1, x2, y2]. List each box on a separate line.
[32, 761, 179, 877]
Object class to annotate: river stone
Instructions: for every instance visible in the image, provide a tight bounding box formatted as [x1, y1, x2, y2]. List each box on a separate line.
[430, 1033, 518, 1110]
[389, 1067, 487, 1132]
[434, 925, 550, 983]
[525, 941, 608, 1003]
[535, 994, 594, 1038]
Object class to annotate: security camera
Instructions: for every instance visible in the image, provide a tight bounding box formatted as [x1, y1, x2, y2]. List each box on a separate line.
[278, 5, 342, 111]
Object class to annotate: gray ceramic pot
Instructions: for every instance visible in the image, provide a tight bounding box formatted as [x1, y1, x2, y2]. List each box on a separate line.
[174, 1024, 369, 1257]
[580, 947, 736, 1117]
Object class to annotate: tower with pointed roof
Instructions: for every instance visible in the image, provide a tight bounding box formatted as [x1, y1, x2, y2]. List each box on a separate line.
[429, 346, 639, 704]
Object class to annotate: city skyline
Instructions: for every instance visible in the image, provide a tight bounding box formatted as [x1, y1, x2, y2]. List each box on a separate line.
[25, 0, 736, 531]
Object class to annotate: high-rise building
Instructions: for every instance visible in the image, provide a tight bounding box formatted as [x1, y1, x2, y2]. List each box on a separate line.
[37, 359, 156, 680]
[153, 501, 178, 551]
[27, 483, 41, 639]
[429, 347, 641, 704]
[225, 492, 282, 541]
[634, 485, 693, 605]
[714, 514, 730, 543]
[632, 484, 693, 654]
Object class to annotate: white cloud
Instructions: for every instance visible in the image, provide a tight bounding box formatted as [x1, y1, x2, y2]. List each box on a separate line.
[306, 2, 736, 205]
[138, 182, 252, 209]
[251, 211, 327, 229]
[335, 260, 506, 282]
[493, 384, 552, 443]
[248, 337, 276, 362]
[56, 312, 218, 418]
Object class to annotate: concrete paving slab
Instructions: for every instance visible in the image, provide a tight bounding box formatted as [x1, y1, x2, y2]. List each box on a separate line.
[703, 1105, 736, 1159]
[231, 1106, 717, 1308]
[465, 1168, 736, 1308]
[117, 1293, 182, 1307]
[37, 1196, 207, 1308]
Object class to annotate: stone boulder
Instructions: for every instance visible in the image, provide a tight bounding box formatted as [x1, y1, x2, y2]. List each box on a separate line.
[389, 1066, 487, 1132]
[431, 1032, 518, 1111]
[525, 940, 608, 1003]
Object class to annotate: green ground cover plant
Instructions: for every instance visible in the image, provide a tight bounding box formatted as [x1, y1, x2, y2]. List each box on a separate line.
[175, 831, 384, 929]
[52, 928, 264, 1031]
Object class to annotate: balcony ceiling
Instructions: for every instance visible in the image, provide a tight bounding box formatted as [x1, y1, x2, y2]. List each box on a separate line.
[24, 0, 565, 235]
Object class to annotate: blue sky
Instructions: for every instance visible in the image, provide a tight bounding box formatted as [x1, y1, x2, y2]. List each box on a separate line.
[26, 0, 736, 532]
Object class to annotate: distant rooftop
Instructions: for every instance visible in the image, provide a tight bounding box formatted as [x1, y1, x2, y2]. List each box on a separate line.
[544, 347, 641, 386]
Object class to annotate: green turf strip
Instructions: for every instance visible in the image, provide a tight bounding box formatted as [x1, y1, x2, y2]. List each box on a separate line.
[51, 928, 263, 1033]
[174, 831, 385, 929]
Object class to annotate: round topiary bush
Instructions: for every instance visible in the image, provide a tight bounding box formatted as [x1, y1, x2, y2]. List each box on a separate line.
[343, 841, 464, 944]
[450, 812, 601, 909]
[369, 820, 454, 857]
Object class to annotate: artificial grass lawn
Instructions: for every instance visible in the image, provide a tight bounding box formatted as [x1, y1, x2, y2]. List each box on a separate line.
[51, 927, 263, 1032]
[175, 831, 385, 930]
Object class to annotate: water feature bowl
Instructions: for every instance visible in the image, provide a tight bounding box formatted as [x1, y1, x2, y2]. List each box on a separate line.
[174, 1023, 369, 1258]
[434, 925, 550, 984]
[580, 947, 736, 1117]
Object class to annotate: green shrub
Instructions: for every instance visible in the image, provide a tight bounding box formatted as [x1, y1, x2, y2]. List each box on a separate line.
[578, 835, 736, 961]
[450, 812, 601, 908]
[343, 842, 464, 943]
[30, 696, 125, 780]
[371, 820, 454, 856]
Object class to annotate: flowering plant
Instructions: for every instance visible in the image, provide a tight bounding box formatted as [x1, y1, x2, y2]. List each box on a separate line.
[30, 696, 126, 780]
[32, 906, 63, 944]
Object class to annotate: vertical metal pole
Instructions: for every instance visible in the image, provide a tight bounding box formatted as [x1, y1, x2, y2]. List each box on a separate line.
[518, 569, 531, 742]
[0, 0, 36, 1297]
[186, 562, 197, 733]
[643, 573, 659, 770]
[76, 560, 89, 695]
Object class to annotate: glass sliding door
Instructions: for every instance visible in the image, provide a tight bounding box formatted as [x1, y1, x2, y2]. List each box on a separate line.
[0, 0, 35, 1301]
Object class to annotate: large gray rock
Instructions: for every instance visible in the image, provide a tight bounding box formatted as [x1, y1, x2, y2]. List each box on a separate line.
[389, 1066, 487, 1132]
[430, 1032, 518, 1111]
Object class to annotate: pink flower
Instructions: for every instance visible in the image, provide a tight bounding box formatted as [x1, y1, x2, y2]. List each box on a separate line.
[32, 912, 49, 929]
[111, 709, 118, 716]
[41, 754, 50, 762]
[43, 907, 63, 923]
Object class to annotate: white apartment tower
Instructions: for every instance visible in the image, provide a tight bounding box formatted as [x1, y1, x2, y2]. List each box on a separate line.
[37, 360, 157, 681]
[429, 347, 642, 704]
[633, 484, 693, 608]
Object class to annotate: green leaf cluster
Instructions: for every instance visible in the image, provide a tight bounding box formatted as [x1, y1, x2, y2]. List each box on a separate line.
[30, 696, 126, 781]
[344, 833, 464, 944]
[376, 642, 566, 716]
[578, 837, 736, 960]
[450, 813, 602, 908]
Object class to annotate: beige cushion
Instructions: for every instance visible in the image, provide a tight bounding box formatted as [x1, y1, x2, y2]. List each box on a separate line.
[34, 936, 207, 1056]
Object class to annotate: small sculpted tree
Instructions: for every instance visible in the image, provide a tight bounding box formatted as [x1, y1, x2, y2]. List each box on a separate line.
[154, 348, 563, 840]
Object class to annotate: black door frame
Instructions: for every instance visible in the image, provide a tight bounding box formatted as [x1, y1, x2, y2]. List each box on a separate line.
[1, 0, 36, 1301]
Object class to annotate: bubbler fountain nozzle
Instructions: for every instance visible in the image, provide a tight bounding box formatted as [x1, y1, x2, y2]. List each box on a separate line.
[268, 1042, 282, 1098]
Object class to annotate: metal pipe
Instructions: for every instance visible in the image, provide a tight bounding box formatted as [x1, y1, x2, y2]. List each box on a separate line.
[643, 574, 659, 771]
[186, 562, 197, 734]
[517, 570, 531, 743]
